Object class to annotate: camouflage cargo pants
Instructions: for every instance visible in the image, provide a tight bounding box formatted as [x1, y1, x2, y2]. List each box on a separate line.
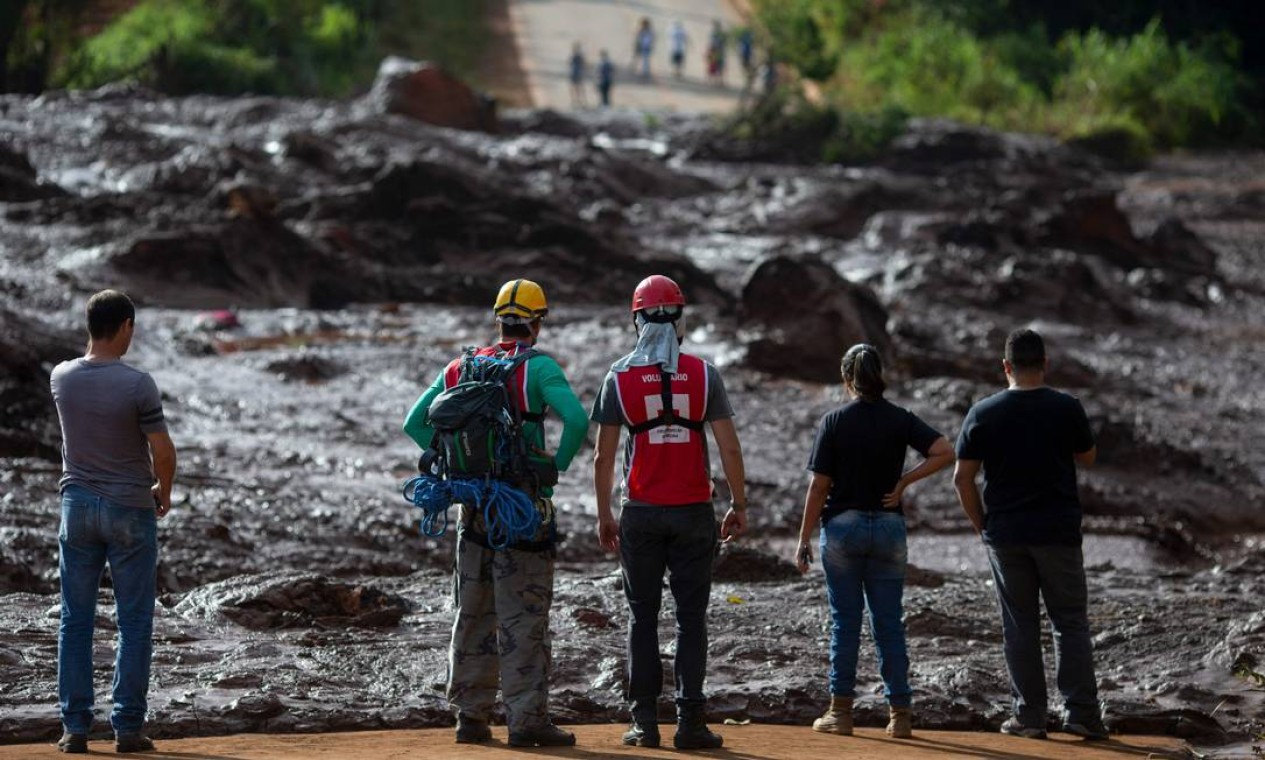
[447, 501, 555, 732]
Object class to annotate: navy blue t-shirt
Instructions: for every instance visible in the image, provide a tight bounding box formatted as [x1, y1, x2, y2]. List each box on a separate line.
[806, 398, 942, 520]
[955, 387, 1095, 546]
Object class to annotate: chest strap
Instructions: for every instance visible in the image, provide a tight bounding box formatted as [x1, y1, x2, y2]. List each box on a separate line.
[626, 365, 705, 435]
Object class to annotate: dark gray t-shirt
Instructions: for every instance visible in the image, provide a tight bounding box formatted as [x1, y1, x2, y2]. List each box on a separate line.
[590, 359, 733, 506]
[51, 358, 167, 508]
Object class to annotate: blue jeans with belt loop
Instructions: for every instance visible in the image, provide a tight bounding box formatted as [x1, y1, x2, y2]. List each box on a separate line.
[58, 484, 158, 736]
[819, 509, 911, 706]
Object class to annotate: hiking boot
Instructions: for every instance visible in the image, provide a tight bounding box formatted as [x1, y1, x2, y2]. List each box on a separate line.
[674, 707, 723, 750]
[507, 723, 576, 747]
[812, 696, 853, 735]
[886, 705, 912, 739]
[1063, 714, 1109, 740]
[454, 716, 492, 744]
[114, 734, 156, 753]
[57, 732, 87, 754]
[623, 719, 661, 748]
[1000, 717, 1047, 739]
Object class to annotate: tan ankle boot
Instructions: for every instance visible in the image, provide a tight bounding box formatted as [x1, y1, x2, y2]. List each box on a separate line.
[812, 696, 853, 735]
[886, 705, 912, 738]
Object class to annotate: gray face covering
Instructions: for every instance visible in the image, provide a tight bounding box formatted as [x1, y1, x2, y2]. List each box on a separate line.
[610, 312, 684, 373]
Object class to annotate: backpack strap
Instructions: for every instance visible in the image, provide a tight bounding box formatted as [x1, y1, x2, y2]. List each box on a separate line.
[626, 363, 704, 435]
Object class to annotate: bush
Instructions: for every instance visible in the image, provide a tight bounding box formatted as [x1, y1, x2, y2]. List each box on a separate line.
[1056, 20, 1243, 148]
[750, 2, 1251, 156]
[1063, 115, 1154, 167]
[52, 0, 488, 97]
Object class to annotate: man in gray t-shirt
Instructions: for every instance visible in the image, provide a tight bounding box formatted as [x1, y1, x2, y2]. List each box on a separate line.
[50, 290, 176, 754]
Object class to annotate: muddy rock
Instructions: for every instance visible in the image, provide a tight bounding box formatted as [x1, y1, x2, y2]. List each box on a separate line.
[365, 57, 497, 132]
[712, 545, 800, 583]
[263, 352, 346, 383]
[174, 573, 410, 630]
[769, 178, 931, 240]
[90, 220, 349, 309]
[740, 256, 890, 383]
[0, 310, 80, 459]
[0, 141, 65, 202]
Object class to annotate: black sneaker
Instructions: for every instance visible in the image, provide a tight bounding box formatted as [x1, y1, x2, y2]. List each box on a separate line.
[115, 734, 156, 753]
[454, 717, 492, 744]
[57, 732, 87, 754]
[623, 720, 661, 748]
[999, 717, 1047, 739]
[507, 723, 576, 747]
[674, 720, 723, 750]
[1063, 715, 1110, 740]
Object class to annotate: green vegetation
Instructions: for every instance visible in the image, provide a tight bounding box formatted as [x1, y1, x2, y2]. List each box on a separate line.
[3, 0, 492, 97]
[748, 0, 1259, 162]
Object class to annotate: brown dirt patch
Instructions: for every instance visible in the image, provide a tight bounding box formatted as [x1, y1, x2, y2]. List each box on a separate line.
[0, 725, 1187, 759]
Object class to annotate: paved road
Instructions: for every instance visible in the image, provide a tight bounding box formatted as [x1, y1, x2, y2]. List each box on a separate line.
[508, 0, 748, 113]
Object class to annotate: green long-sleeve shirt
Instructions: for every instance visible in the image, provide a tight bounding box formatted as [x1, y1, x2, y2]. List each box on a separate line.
[403, 350, 589, 493]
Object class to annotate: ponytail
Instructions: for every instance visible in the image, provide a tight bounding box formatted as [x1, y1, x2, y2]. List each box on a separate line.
[841, 344, 886, 401]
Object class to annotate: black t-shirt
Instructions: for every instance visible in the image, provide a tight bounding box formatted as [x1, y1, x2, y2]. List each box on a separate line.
[806, 398, 942, 520]
[955, 387, 1095, 546]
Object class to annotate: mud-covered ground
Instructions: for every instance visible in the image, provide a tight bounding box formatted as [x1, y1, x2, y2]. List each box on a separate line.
[0, 86, 1262, 752]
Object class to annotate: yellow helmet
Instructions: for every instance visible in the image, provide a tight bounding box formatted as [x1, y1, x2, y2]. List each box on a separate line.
[493, 279, 549, 322]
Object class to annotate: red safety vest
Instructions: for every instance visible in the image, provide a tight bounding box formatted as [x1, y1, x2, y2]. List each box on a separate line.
[442, 342, 538, 418]
[614, 353, 712, 505]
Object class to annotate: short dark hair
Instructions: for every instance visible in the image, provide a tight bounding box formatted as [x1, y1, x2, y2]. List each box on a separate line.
[1005, 328, 1046, 371]
[841, 343, 886, 400]
[498, 319, 538, 340]
[86, 290, 135, 340]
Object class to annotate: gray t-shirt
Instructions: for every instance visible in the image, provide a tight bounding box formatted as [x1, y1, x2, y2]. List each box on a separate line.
[590, 359, 733, 506]
[51, 358, 167, 509]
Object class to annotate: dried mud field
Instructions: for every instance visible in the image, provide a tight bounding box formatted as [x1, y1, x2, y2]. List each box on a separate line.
[0, 88, 1262, 753]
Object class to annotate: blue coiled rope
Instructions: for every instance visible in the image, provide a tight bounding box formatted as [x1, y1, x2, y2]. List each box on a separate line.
[402, 474, 541, 549]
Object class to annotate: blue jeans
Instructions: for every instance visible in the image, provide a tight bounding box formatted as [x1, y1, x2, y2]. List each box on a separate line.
[820, 510, 911, 706]
[58, 485, 158, 736]
[985, 542, 1100, 727]
[619, 503, 717, 718]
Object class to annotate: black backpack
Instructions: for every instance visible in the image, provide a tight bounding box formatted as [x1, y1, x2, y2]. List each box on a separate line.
[423, 346, 536, 482]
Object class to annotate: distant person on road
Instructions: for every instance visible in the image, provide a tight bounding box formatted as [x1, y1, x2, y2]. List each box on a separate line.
[569, 42, 588, 108]
[669, 20, 689, 78]
[738, 27, 755, 83]
[706, 21, 726, 86]
[52, 289, 177, 755]
[403, 279, 588, 748]
[953, 329, 1108, 741]
[794, 344, 954, 740]
[597, 50, 615, 107]
[591, 275, 748, 750]
[632, 17, 655, 79]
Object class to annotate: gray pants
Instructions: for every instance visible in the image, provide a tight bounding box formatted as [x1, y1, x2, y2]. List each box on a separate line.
[985, 542, 1100, 727]
[447, 503, 555, 732]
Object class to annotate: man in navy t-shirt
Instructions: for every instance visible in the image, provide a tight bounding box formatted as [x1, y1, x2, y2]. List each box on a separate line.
[953, 329, 1107, 741]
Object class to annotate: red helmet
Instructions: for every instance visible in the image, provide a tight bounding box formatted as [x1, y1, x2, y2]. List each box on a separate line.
[631, 275, 686, 313]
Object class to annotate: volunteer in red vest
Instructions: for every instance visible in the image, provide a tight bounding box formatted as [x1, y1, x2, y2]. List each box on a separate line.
[591, 275, 748, 750]
[403, 279, 588, 747]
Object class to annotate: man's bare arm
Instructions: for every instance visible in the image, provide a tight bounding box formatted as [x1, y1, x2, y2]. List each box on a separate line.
[147, 430, 177, 518]
[953, 458, 984, 535]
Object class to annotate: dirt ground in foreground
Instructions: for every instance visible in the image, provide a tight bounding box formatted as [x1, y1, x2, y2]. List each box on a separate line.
[0, 725, 1188, 760]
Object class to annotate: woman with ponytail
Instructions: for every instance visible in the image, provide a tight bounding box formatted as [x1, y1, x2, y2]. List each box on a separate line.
[794, 344, 955, 739]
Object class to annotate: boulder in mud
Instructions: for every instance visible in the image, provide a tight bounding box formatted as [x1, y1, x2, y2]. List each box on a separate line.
[712, 545, 800, 583]
[0, 141, 65, 202]
[174, 573, 409, 630]
[0, 309, 80, 459]
[93, 220, 354, 309]
[366, 57, 497, 132]
[263, 353, 345, 383]
[770, 179, 930, 240]
[739, 256, 890, 384]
